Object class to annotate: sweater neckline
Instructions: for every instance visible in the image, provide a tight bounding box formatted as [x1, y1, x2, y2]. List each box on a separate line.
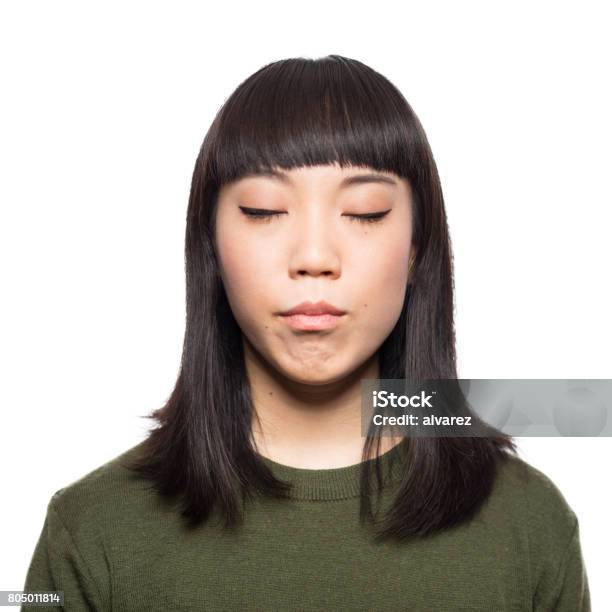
[256, 438, 409, 501]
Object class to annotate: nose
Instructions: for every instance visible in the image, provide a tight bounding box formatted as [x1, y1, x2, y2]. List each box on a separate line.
[287, 211, 341, 280]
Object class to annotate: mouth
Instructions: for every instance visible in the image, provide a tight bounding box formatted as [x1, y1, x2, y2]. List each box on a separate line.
[280, 312, 347, 331]
[278, 300, 347, 331]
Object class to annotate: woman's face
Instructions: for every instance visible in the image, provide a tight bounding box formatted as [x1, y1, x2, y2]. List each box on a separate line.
[215, 163, 415, 386]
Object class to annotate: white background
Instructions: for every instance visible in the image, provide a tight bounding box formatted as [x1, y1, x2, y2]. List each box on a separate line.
[1, 1, 610, 608]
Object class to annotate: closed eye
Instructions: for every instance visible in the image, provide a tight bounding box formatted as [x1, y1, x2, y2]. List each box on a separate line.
[343, 209, 392, 223]
[239, 206, 286, 221]
[238, 206, 392, 224]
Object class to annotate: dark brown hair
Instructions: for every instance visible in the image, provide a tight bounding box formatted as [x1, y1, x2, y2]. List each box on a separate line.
[123, 54, 517, 541]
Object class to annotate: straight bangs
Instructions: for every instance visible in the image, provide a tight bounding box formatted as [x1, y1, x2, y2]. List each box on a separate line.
[203, 55, 428, 245]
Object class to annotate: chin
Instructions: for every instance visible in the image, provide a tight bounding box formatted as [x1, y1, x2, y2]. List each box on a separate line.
[281, 365, 351, 387]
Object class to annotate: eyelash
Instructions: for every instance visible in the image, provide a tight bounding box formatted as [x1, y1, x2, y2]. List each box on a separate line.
[238, 207, 391, 224]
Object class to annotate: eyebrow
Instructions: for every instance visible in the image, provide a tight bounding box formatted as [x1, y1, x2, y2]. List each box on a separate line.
[244, 168, 398, 188]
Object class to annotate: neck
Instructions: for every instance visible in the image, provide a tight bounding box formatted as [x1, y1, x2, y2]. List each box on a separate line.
[243, 337, 400, 469]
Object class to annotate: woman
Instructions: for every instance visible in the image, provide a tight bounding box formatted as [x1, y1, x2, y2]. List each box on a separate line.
[23, 55, 590, 611]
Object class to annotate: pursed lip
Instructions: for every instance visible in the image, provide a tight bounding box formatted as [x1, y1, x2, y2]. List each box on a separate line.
[279, 300, 347, 317]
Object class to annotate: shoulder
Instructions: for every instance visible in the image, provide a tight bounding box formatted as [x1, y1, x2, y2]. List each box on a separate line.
[492, 451, 578, 529]
[486, 453, 591, 610]
[26, 442, 163, 609]
[482, 451, 580, 573]
[46, 440, 168, 539]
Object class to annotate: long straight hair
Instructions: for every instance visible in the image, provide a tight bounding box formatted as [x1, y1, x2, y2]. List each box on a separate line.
[123, 54, 517, 541]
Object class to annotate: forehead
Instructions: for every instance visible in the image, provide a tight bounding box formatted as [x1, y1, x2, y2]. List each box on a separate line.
[227, 163, 403, 193]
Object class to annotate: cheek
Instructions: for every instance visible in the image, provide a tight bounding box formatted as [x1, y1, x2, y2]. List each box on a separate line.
[354, 237, 411, 331]
[216, 223, 276, 337]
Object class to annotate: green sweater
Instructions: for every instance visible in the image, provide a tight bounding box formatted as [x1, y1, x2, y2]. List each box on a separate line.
[22, 440, 590, 611]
